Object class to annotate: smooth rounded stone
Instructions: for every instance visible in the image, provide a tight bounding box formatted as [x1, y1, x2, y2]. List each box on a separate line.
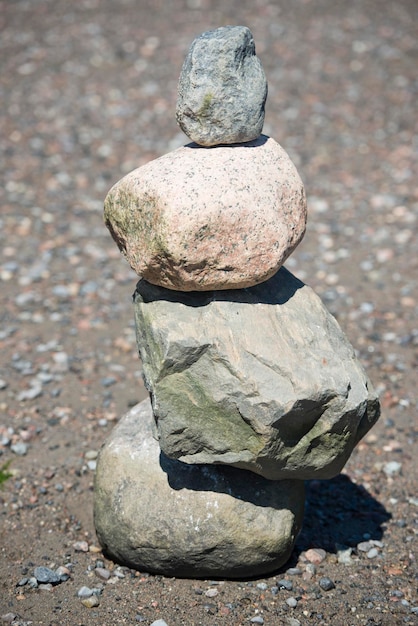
[176, 26, 267, 146]
[94, 399, 305, 579]
[104, 136, 306, 291]
[133, 267, 380, 480]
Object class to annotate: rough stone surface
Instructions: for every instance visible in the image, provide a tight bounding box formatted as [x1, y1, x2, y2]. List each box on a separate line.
[134, 267, 380, 480]
[94, 399, 305, 579]
[176, 26, 267, 146]
[104, 136, 306, 291]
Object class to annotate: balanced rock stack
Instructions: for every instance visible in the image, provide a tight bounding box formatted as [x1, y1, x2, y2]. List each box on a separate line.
[94, 26, 380, 579]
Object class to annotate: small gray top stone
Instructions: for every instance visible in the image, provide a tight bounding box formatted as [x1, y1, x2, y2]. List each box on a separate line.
[176, 26, 267, 146]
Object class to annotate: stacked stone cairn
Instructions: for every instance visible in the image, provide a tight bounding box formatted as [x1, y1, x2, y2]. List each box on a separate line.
[94, 26, 380, 579]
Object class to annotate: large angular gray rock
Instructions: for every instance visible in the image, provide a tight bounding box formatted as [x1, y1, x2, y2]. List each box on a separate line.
[134, 267, 380, 480]
[94, 399, 304, 578]
[104, 136, 306, 291]
[176, 26, 267, 146]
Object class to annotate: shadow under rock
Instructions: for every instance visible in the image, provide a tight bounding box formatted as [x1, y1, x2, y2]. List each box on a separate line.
[159, 451, 390, 547]
[159, 451, 390, 578]
[292, 474, 391, 557]
[185, 134, 269, 150]
[135, 265, 304, 307]
[159, 450, 302, 508]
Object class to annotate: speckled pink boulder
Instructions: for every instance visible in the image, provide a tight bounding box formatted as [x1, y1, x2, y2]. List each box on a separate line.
[104, 135, 307, 291]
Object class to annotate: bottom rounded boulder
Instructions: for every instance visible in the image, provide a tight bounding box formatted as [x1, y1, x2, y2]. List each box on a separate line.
[94, 398, 305, 579]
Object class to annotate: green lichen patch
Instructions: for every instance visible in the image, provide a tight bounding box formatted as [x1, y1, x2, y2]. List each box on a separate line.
[104, 186, 169, 266]
[0, 460, 13, 489]
[198, 92, 214, 119]
[156, 370, 262, 459]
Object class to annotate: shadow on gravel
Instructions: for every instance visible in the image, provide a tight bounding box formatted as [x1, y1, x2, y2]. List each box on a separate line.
[293, 474, 391, 557]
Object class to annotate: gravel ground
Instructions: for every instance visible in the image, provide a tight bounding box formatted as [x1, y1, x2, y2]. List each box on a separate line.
[1, 1, 417, 625]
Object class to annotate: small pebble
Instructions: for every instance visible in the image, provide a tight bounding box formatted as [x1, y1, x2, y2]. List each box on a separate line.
[106, 576, 119, 585]
[286, 567, 302, 576]
[16, 384, 43, 401]
[81, 595, 100, 608]
[73, 540, 89, 552]
[10, 442, 28, 456]
[286, 619, 301, 626]
[205, 588, 218, 598]
[94, 567, 111, 581]
[56, 565, 71, 581]
[150, 621, 169, 626]
[1, 614, 18, 623]
[34, 566, 60, 584]
[85, 450, 98, 460]
[250, 617, 264, 624]
[77, 586, 93, 598]
[101, 376, 117, 387]
[88, 544, 102, 553]
[256, 582, 268, 591]
[338, 547, 353, 564]
[305, 548, 326, 564]
[367, 547, 379, 559]
[303, 563, 316, 579]
[286, 597, 298, 608]
[113, 567, 126, 578]
[319, 577, 335, 591]
[278, 579, 293, 591]
[52, 352, 69, 372]
[383, 461, 402, 476]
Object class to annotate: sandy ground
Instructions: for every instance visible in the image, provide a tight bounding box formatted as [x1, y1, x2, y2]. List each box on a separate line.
[1, 1, 417, 624]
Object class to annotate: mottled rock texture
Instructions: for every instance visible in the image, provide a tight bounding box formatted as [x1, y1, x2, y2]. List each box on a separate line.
[104, 136, 306, 291]
[94, 399, 305, 578]
[176, 25, 267, 146]
[134, 267, 380, 480]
